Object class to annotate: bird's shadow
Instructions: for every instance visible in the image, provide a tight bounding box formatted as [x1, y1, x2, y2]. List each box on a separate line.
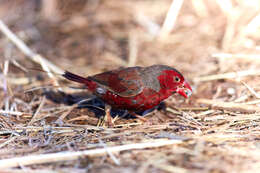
[43, 90, 165, 119]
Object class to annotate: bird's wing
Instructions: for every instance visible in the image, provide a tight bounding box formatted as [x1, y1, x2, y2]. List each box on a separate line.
[88, 67, 144, 97]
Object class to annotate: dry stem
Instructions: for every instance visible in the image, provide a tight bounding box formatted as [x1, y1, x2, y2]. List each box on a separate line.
[0, 139, 182, 168]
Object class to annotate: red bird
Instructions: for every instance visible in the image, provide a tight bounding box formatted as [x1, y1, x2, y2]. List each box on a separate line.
[63, 65, 192, 125]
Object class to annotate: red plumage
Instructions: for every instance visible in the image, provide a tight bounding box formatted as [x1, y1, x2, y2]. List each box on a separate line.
[63, 65, 192, 112]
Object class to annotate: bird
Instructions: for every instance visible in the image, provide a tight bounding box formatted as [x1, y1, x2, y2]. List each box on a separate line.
[62, 64, 192, 126]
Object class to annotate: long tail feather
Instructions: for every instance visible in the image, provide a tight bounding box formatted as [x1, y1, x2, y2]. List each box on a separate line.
[62, 71, 88, 84]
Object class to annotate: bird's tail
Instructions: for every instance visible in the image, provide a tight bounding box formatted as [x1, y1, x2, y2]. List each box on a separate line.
[62, 71, 89, 84]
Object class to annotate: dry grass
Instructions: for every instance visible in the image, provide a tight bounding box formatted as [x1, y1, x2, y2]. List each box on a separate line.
[1, 0, 260, 172]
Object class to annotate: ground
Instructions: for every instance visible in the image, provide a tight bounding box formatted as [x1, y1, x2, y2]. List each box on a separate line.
[1, 0, 260, 172]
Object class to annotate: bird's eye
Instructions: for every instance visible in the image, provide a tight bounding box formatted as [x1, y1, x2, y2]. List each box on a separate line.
[174, 76, 180, 82]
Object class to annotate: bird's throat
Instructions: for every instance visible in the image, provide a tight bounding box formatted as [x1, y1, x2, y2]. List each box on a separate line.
[159, 88, 175, 101]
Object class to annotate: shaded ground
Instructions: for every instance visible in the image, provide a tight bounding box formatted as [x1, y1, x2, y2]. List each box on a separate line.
[1, 0, 260, 172]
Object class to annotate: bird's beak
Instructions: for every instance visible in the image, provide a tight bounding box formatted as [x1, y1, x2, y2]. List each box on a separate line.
[176, 81, 192, 98]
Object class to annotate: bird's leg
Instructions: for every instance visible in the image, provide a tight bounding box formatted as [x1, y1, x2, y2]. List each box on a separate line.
[97, 105, 114, 127]
[104, 105, 114, 127]
[129, 111, 147, 122]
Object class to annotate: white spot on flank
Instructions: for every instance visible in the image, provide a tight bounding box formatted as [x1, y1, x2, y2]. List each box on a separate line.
[227, 88, 235, 95]
[96, 87, 106, 94]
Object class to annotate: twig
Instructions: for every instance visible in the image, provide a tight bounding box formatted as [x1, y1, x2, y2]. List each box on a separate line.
[11, 60, 28, 73]
[0, 20, 63, 74]
[191, 0, 208, 17]
[0, 139, 183, 168]
[0, 136, 18, 149]
[0, 126, 82, 135]
[166, 107, 182, 115]
[128, 32, 138, 67]
[244, 99, 260, 105]
[242, 81, 260, 99]
[159, 0, 184, 39]
[197, 99, 260, 113]
[155, 164, 188, 173]
[215, 0, 234, 49]
[28, 96, 46, 125]
[174, 107, 209, 111]
[0, 110, 24, 116]
[193, 110, 216, 118]
[135, 13, 160, 36]
[41, 0, 60, 21]
[99, 139, 120, 165]
[193, 69, 260, 82]
[0, 20, 64, 88]
[244, 13, 260, 34]
[212, 53, 260, 62]
[205, 112, 260, 122]
[216, 0, 233, 15]
[55, 104, 77, 124]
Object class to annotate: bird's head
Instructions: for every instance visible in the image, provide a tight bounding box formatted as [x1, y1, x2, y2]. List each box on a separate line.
[157, 67, 192, 98]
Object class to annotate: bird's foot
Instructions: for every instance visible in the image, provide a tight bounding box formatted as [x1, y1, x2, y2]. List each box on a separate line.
[134, 114, 147, 122]
[129, 112, 147, 122]
[134, 114, 154, 125]
[97, 115, 114, 127]
[97, 105, 115, 127]
[99, 105, 114, 127]
[105, 109, 114, 127]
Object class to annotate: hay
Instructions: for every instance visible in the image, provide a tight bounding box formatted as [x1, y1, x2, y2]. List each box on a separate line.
[1, 0, 260, 172]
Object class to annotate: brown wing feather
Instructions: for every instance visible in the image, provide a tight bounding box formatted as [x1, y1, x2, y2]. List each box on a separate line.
[88, 67, 144, 97]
